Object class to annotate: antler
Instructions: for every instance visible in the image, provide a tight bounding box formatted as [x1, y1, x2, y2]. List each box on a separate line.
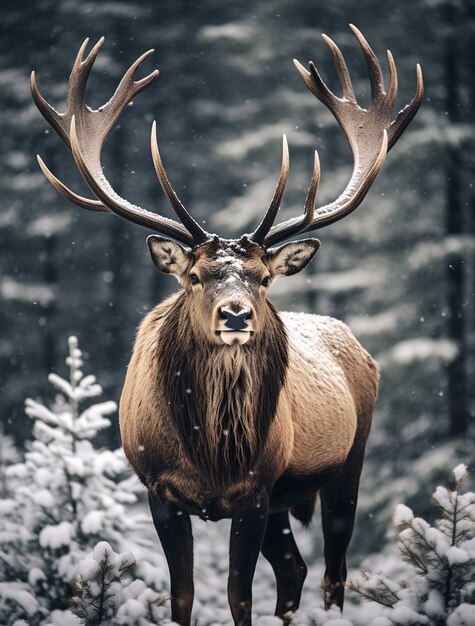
[31, 37, 210, 247]
[254, 25, 423, 248]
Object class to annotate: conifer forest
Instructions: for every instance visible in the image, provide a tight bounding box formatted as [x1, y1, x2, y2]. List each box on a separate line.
[1, 0, 474, 624]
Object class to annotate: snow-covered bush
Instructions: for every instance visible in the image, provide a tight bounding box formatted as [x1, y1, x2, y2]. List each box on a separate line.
[70, 541, 167, 626]
[350, 464, 475, 626]
[0, 336, 162, 625]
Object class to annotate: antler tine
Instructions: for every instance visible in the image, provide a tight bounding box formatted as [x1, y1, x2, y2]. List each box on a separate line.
[321, 34, 356, 102]
[264, 26, 422, 247]
[31, 71, 67, 146]
[349, 24, 385, 100]
[67, 37, 104, 113]
[388, 63, 423, 149]
[151, 121, 209, 244]
[293, 58, 336, 110]
[32, 38, 207, 247]
[36, 155, 110, 213]
[264, 150, 320, 248]
[101, 48, 159, 137]
[386, 50, 398, 111]
[250, 134, 290, 245]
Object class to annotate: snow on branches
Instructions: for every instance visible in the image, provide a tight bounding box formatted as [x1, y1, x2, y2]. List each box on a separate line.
[70, 542, 167, 626]
[350, 465, 475, 626]
[0, 336, 164, 626]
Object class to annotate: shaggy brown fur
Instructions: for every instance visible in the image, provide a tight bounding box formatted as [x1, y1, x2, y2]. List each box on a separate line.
[155, 292, 288, 488]
[120, 293, 379, 515]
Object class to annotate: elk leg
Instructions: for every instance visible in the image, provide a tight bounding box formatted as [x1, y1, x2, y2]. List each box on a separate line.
[228, 497, 269, 626]
[148, 493, 194, 626]
[261, 511, 307, 621]
[319, 452, 364, 611]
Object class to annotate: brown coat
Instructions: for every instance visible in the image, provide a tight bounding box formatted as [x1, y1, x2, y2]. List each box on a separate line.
[120, 291, 379, 519]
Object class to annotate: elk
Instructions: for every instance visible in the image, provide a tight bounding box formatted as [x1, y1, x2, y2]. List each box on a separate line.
[32, 26, 423, 626]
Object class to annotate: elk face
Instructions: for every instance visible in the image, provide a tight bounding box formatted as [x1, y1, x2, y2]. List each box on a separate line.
[147, 235, 320, 346]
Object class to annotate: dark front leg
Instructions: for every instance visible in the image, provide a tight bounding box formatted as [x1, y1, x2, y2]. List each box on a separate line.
[261, 511, 307, 621]
[148, 493, 194, 626]
[320, 451, 365, 611]
[228, 495, 269, 626]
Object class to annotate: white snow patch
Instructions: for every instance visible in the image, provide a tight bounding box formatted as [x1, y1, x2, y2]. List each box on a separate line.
[453, 464, 468, 483]
[28, 567, 46, 586]
[0, 583, 39, 615]
[39, 521, 75, 549]
[446, 546, 470, 565]
[393, 504, 414, 526]
[379, 337, 458, 366]
[409, 235, 475, 269]
[447, 603, 475, 626]
[424, 588, 445, 618]
[256, 617, 283, 626]
[200, 22, 255, 43]
[1, 277, 56, 304]
[47, 609, 83, 625]
[32, 488, 55, 508]
[81, 510, 105, 534]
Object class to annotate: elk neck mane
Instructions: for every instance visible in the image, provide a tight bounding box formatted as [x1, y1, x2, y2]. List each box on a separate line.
[154, 292, 289, 487]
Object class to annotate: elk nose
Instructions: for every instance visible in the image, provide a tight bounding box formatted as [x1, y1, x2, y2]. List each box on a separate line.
[219, 307, 252, 331]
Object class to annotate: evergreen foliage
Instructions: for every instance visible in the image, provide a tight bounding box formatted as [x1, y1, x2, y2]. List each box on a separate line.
[349, 465, 475, 626]
[70, 542, 167, 626]
[0, 337, 162, 625]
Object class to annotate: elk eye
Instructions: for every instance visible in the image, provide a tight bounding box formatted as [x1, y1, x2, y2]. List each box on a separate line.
[190, 274, 200, 285]
[261, 276, 271, 287]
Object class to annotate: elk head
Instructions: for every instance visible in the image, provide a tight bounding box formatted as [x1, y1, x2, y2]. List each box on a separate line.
[147, 232, 320, 345]
[31, 27, 423, 347]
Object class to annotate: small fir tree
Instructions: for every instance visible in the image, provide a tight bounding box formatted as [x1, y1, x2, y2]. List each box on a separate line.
[350, 465, 475, 626]
[70, 541, 167, 626]
[0, 337, 158, 625]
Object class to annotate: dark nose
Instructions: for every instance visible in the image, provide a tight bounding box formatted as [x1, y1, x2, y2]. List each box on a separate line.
[219, 307, 252, 331]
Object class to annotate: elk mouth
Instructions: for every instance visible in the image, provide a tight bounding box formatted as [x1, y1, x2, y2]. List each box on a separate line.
[216, 330, 253, 346]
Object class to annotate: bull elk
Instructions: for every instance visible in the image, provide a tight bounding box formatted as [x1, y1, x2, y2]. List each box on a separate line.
[32, 26, 423, 626]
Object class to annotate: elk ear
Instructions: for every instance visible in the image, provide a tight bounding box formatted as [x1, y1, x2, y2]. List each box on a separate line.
[147, 235, 193, 277]
[266, 239, 320, 276]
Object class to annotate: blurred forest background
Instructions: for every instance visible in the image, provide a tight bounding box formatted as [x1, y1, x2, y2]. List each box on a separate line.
[1, 0, 474, 557]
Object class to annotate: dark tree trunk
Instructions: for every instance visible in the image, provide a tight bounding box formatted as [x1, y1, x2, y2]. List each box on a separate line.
[105, 23, 133, 448]
[464, 0, 475, 425]
[444, 2, 468, 436]
[42, 233, 57, 374]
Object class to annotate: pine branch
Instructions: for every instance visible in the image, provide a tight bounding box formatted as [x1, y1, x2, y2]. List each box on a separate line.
[349, 465, 475, 624]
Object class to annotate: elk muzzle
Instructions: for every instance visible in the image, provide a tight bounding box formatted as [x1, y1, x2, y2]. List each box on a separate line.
[216, 306, 254, 345]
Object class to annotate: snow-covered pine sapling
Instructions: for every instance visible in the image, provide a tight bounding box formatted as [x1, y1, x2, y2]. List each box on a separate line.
[0, 336, 152, 624]
[26, 335, 114, 451]
[349, 464, 475, 626]
[70, 542, 167, 626]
